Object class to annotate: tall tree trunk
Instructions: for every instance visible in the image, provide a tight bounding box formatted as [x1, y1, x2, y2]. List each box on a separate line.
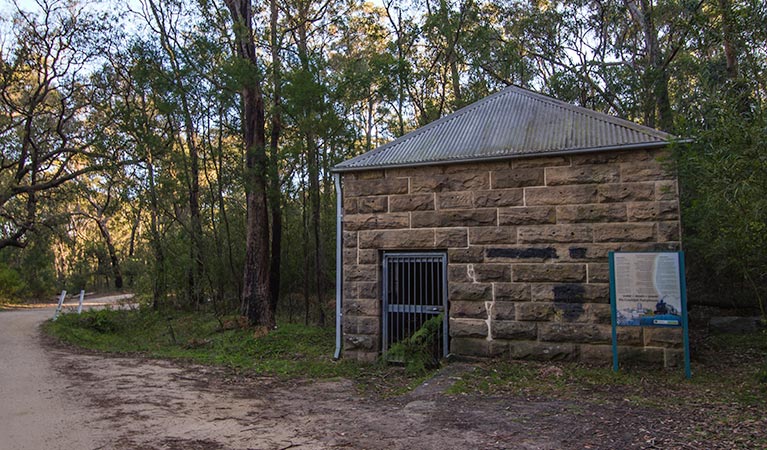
[626, 0, 673, 131]
[295, 20, 325, 326]
[301, 162, 310, 326]
[268, 0, 283, 313]
[127, 208, 141, 288]
[225, 0, 274, 328]
[718, 0, 738, 79]
[717, 0, 749, 113]
[145, 144, 166, 310]
[439, 0, 464, 108]
[202, 122, 226, 307]
[384, 5, 406, 136]
[365, 92, 373, 152]
[212, 107, 240, 302]
[188, 134, 204, 308]
[396, 9, 406, 137]
[95, 217, 123, 289]
[310, 144, 325, 326]
[147, 0, 205, 307]
[128, 209, 140, 259]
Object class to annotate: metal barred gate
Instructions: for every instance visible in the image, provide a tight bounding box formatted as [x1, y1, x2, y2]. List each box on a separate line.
[382, 252, 449, 360]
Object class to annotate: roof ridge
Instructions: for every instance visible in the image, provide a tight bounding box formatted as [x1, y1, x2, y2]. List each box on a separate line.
[507, 85, 672, 139]
[334, 86, 674, 172]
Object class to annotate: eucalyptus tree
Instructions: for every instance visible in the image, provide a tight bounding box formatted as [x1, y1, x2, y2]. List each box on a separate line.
[224, 0, 274, 327]
[104, 38, 177, 307]
[280, 0, 352, 325]
[71, 172, 126, 289]
[0, 0, 123, 250]
[267, 0, 285, 312]
[330, 2, 394, 152]
[135, 0, 211, 307]
[418, 0, 477, 112]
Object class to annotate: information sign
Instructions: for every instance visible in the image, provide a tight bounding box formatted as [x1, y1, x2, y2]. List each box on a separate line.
[613, 252, 682, 327]
[609, 251, 691, 378]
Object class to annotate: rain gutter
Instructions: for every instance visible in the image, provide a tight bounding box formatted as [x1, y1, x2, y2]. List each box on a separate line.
[333, 173, 343, 360]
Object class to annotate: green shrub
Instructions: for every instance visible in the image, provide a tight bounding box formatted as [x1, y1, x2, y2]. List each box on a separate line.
[385, 313, 444, 374]
[75, 308, 123, 333]
[674, 104, 767, 317]
[0, 263, 27, 302]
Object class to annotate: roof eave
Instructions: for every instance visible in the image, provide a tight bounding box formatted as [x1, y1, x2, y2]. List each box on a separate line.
[332, 140, 683, 173]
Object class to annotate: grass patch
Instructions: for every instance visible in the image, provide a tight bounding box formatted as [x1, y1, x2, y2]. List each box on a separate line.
[446, 330, 767, 446]
[448, 330, 767, 404]
[446, 360, 638, 399]
[43, 307, 432, 395]
[44, 308, 353, 377]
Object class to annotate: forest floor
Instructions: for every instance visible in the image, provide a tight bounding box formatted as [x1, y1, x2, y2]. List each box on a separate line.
[2, 302, 765, 449]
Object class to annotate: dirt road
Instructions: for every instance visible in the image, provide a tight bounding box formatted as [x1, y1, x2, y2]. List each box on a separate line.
[0, 300, 113, 449]
[0, 297, 591, 450]
[0, 301, 536, 449]
[0, 320, 567, 450]
[2, 298, 756, 449]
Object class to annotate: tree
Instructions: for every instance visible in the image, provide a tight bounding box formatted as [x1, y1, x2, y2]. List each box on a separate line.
[141, 0, 207, 307]
[74, 173, 125, 289]
[0, 1, 122, 250]
[675, 102, 767, 318]
[224, 0, 274, 328]
[268, 0, 285, 312]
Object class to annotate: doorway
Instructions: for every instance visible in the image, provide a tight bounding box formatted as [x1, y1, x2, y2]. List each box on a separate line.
[381, 252, 449, 360]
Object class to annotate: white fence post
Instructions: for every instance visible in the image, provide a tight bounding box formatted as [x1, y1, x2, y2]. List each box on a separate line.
[52, 290, 67, 321]
[77, 290, 85, 314]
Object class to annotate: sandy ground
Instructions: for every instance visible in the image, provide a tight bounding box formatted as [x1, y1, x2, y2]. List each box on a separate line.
[2, 297, 761, 449]
[0, 295, 597, 450]
[0, 294, 131, 450]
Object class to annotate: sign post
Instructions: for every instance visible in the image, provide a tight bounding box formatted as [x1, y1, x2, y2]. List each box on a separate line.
[77, 290, 85, 314]
[609, 251, 691, 379]
[52, 290, 67, 321]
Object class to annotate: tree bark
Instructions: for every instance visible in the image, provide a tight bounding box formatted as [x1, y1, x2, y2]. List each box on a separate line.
[268, 0, 283, 313]
[301, 162, 310, 326]
[95, 217, 123, 289]
[225, 0, 274, 328]
[147, 0, 205, 307]
[145, 142, 166, 310]
[718, 0, 738, 79]
[626, 0, 673, 131]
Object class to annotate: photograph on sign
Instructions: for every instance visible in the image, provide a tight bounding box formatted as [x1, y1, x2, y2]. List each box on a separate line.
[613, 252, 682, 327]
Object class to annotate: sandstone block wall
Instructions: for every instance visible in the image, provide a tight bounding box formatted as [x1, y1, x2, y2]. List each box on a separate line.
[341, 148, 683, 366]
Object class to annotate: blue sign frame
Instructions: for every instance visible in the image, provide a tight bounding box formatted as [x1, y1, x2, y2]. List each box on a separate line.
[609, 251, 691, 379]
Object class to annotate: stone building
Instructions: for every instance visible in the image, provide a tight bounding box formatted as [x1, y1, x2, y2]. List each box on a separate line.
[332, 86, 683, 367]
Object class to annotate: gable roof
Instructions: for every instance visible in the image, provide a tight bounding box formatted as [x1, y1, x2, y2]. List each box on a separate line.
[333, 85, 673, 172]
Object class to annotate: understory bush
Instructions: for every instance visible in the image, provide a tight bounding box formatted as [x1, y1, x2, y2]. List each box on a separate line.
[385, 313, 444, 374]
[0, 263, 26, 302]
[675, 102, 767, 318]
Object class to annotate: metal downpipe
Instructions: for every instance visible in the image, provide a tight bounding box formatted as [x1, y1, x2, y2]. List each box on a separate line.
[333, 173, 343, 359]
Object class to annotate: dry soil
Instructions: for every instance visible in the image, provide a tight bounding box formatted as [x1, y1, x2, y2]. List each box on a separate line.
[1, 298, 762, 449]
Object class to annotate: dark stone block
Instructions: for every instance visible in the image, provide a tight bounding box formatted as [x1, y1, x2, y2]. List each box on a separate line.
[487, 247, 558, 260]
[531, 283, 610, 303]
[448, 247, 485, 263]
[449, 283, 493, 302]
[554, 303, 586, 322]
[553, 284, 586, 303]
[569, 247, 588, 259]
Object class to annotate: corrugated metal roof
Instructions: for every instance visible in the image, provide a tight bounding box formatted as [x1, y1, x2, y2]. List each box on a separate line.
[333, 85, 673, 172]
